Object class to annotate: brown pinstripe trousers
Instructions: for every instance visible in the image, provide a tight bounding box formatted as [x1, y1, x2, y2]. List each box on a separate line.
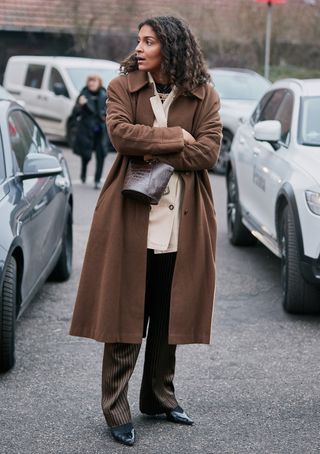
[101, 250, 179, 427]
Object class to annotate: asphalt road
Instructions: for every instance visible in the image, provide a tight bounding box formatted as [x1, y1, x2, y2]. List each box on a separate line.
[1, 149, 320, 454]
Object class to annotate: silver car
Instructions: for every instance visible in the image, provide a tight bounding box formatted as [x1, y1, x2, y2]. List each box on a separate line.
[210, 68, 271, 174]
[0, 97, 73, 372]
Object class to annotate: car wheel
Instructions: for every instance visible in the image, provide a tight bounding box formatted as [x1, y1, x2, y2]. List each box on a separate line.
[227, 168, 256, 246]
[213, 130, 233, 175]
[280, 205, 320, 314]
[50, 205, 73, 281]
[0, 256, 17, 372]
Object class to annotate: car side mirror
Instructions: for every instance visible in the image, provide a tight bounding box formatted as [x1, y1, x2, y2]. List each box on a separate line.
[19, 153, 62, 180]
[53, 82, 69, 98]
[254, 120, 281, 150]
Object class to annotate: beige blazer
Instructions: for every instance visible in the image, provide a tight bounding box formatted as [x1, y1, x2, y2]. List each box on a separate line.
[147, 73, 183, 253]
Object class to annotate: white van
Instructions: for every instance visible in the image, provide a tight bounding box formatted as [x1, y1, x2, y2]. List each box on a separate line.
[3, 56, 119, 143]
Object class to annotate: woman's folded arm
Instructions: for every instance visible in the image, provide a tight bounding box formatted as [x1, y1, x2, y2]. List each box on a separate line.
[107, 77, 184, 156]
[155, 87, 222, 171]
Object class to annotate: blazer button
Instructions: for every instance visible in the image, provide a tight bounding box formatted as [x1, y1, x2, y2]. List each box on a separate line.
[184, 172, 190, 176]
[184, 209, 188, 215]
[169, 204, 174, 210]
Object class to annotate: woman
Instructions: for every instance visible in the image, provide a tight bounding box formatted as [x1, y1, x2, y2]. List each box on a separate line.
[70, 16, 222, 447]
[72, 75, 109, 189]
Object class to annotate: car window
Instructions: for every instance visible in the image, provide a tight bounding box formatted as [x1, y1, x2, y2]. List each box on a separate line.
[66, 67, 118, 91]
[48, 68, 69, 97]
[274, 91, 294, 146]
[299, 96, 320, 146]
[251, 91, 274, 125]
[257, 89, 287, 123]
[8, 111, 38, 171]
[20, 113, 47, 153]
[0, 132, 5, 183]
[24, 64, 45, 89]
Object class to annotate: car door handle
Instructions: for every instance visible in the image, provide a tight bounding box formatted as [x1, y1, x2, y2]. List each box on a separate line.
[34, 198, 47, 212]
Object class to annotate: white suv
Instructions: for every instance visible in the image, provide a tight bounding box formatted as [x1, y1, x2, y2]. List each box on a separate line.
[226, 79, 320, 314]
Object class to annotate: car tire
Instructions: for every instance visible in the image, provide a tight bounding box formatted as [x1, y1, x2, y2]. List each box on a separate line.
[280, 205, 320, 314]
[213, 130, 233, 175]
[0, 256, 17, 372]
[227, 167, 256, 246]
[50, 205, 73, 282]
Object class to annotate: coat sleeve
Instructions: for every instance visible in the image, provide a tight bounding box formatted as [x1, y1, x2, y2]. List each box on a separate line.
[155, 86, 222, 171]
[106, 76, 184, 156]
[72, 90, 95, 116]
[71, 94, 82, 116]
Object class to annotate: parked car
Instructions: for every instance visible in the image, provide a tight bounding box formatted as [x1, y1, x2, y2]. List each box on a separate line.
[210, 68, 271, 174]
[226, 78, 320, 314]
[3, 56, 119, 144]
[0, 97, 73, 372]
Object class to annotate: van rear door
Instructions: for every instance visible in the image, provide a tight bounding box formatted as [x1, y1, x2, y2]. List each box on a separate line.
[3, 59, 26, 100]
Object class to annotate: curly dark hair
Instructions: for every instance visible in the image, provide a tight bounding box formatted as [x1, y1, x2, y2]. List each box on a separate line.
[120, 16, 211, 94]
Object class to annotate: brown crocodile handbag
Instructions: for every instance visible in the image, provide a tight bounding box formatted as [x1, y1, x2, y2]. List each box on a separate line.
[122, 159, 174, 205]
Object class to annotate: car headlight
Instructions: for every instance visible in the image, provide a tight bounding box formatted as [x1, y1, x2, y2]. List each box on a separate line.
[305, 190, 320, 215]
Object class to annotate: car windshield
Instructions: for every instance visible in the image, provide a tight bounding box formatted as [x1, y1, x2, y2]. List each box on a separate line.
[299, 96, 320, 146]
[211, 72, 270, 101]
[66, 67, 119, 91]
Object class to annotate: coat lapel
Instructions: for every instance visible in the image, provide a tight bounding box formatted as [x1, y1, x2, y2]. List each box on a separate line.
[148, 72, 177, 128]
[127, 70, 204, 129]
[135, 85, 155, 127]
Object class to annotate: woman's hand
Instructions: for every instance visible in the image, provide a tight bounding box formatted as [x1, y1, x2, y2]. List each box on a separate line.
[182, 128, 196, 145]
[79, 95, 88, 106]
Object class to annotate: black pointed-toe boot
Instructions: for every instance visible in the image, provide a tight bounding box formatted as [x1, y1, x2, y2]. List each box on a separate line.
[110, 422, 135, 446]
[166, 406, 194, 425]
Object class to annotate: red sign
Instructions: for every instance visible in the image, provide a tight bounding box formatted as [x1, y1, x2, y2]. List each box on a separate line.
[256, 0, 287, 3]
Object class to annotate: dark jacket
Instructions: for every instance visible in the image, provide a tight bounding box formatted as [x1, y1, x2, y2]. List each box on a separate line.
[72, 86, 110, 160]
[69, 70, 222, 345]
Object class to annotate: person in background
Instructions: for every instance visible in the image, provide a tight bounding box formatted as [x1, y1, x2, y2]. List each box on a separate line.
[72, 75, 109, 189]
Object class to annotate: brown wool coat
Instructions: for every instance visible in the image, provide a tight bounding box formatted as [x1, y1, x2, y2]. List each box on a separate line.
[69, 70, 222, 344]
